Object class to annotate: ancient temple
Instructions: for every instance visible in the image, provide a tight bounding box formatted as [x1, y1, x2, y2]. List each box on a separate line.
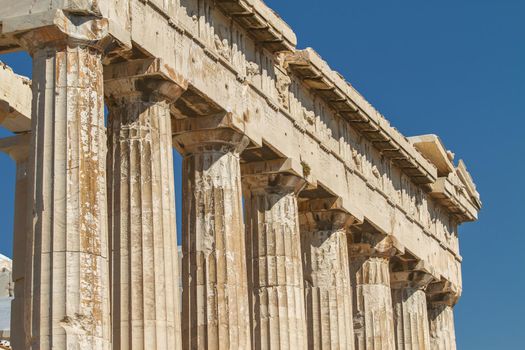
[0, 1, 480, 349]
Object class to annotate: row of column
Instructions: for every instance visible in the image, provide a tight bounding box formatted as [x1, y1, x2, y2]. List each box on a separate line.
[3, 27, 457, 350]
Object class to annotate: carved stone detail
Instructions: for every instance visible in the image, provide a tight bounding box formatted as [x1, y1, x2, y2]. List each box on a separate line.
[175, 129, 252, 350]
[26, 37, 111, 349]
[299, 209, 355, 350]
[349, 234, 396, 350]
[106, 68, 184, 350]
[243, 173, 307, 350]
[428, 303, 457, 350]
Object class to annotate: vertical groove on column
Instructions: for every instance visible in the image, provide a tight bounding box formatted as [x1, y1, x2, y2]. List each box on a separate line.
[301, 222, 354, 350]
[351, 256, 395, 350]
[29, 45, 110, 349]
[9, 149, 30, 350]
[108, 97, 181, 350]
[428, 304, 456, 350]
[244, 180, 307, 350]
[392, 288, 431, 350]
[181, 140, 251, 350]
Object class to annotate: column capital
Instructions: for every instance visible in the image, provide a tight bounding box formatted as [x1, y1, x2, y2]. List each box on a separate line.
[19, 12, 111, 53]
[390, 270, 435, 290]
[174, 128, 250, 156]
[0, 134, 31, 162]
[104, 58, 188, 104]
[390, 258, 437, 290]
[242, 158, 307, 195]
[298, 197, 357, 231]
[348, 232, 397, 259]
[426, 280, 461, 306]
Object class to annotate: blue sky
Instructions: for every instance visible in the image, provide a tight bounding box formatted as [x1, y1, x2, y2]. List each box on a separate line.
[1, 0, 524, 348]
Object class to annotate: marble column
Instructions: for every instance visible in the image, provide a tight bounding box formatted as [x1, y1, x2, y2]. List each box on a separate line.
[299, 204, 355, 350]
[391, 270, 433, 350]
[22, 23, 111, 349]
[349, 233, 396, 350]
[105, 59, 186, 350]
[428, 299, 457, 350]
[243, 172, 307, 350]
[0, 134, 31, 350]
[174, 129, 252, 350]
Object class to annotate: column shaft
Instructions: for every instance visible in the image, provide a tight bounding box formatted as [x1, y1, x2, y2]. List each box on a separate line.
[428, 304, 456, 350]
[0, 135, 31, 350]
[244, 174, 307, 350]
[178, 129, 252, 350]
[107, 87, 182, 349]
[392, 288, 431, 350]
[350, 235, 396, 350]
[300, 211, 354, 350]
[27, 43, 110, 349]
[11, 153, 30, 350]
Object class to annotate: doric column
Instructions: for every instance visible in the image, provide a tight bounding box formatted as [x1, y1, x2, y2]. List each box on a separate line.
[299, 199, 355, 350]
[105, 59, 187, 350]
[174, 128, 252, 350]
[0, 134, 31, 350]
[22, 20, 111, 349]
[426, 283, 459, 350]
[243, 168, 307, 350]
[349, 233, 396, 350]
[390, 268, 434, 350]
[427, 302, 456, 350]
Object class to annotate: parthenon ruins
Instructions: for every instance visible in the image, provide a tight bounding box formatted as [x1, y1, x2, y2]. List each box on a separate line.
[0, 0, 481, 349]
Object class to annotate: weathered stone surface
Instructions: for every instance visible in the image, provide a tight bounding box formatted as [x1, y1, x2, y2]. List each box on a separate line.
[24, 28, 111, 349]
[0, 63, 31, 133]
[349, 233, 396, 350]
[391, 270, 434, 350]
[0, 135, 31, 350]
[428, 303, 457, 350]
[0, 1, 483, 349]
[0, 255, 12, 348]
[174, 129, 252, 350]
[243, 172, 307, 350]
[299, 207, 355, 350]
[106, 60, 185, 350]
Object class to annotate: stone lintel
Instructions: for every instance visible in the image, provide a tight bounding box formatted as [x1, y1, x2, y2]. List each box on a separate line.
[0, 134, 30, 161]
[0, 63, 31, 133]
[0, 7, 131, 54]
[104, 58, 188, 102]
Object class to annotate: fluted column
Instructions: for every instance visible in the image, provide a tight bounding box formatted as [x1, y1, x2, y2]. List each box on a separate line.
[243, 172, 307, 350]
[299, 201, 355, 350]
[349, 233, 396, 350]
[391, 270, 434, 350]
[425, 287, 458, 350]
[428, 303, 456, 350]
[105, 59, 186, 350]
[174, 128, 252, 349]
[0, 134, 31, 350]
[22, 21, 111, 349]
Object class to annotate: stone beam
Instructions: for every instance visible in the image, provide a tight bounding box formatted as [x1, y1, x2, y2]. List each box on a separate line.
[0, 62, 31, 133]
[0, 0, 481, 301]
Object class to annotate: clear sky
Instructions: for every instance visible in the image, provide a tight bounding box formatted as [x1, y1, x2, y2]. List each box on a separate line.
[1, 0, 524, 348]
